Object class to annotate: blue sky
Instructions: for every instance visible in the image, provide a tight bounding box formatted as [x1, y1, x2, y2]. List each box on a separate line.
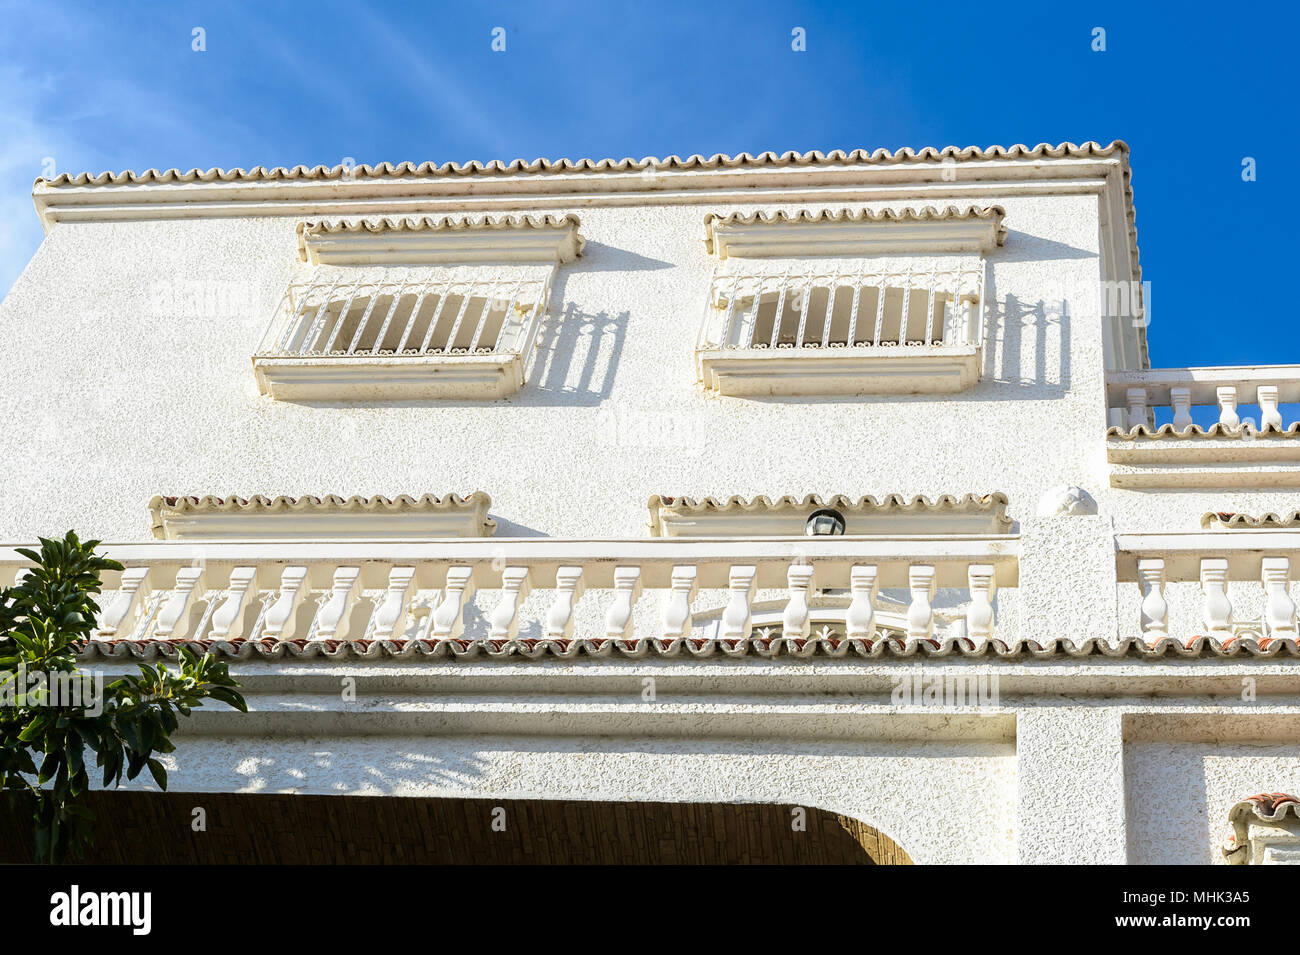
[1, 0, 1294, 367]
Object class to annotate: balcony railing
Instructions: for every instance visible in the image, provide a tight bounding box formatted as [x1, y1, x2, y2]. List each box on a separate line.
[0, 537, 1018, 648]
[1106, 366, 1300, 434]
[253, 265, 552, 400]
[1104, 366, 1300, 488]
[1117, 532, 1300, 643]
[695, 262, 986, 396]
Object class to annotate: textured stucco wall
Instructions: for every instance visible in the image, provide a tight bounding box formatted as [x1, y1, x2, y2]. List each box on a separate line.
[4, 194, 1295, 544]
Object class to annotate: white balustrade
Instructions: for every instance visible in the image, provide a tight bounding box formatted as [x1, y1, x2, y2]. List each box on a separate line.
[1137, 558, 1168, 641]
[543, 566, 585, 640]
[312, 565, 360, 640]
[1199, 558, 1233, 638]
[965, 564, 997, 643]
[906, 564, 937, 641]
[1107, 367, 1300, 433]
[604, 566, 643, 640]
[4, 539, 1018, 647]
[719, 565, 756, 641]
[661, 565, 699, 640]
[845, 565, 879, 640]
[152, 566, 205, 639]
[782, 564, 815, 640]
[488, 567, 532, 640]
[1260, 558, 1297, 638]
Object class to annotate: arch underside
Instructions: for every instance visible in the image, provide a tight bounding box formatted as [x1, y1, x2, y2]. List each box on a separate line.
[0, 791, 913, 865]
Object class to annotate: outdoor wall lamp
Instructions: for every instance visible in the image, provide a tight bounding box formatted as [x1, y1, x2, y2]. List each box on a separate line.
[805, 508, 846, 536]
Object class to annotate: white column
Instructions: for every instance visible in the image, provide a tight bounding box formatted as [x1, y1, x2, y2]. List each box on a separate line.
[262, 566, 308, 639]
[97, 567, 151, 637]
[1261, 557, 1297, 638]
[660, 565, 699, 640]
[370, 566, 416, 640]
[906, 564, 936, 641]
[604, 566, 642, 640]
[152, 567, 206, 639]
[311, 566, 360, 640]
[431, 566, 475, 640]
[1199, 558, 1233, 639]
[209, 567, 258, 640]
[1137, 558, 1168, 642]
[1125, 387, 1148, 430]
[489, 567, 532, 640]
[1017, 708, 1127, 863]
[845, 565, 879, 640]
[966, 564, 997, 643]
[1170, 386, 1193, 431]
[544, 566, 585, 640]
[782, 564, 815, 640]
[1258, 385, 1284, 431]
[719, 565, 757, 641]
[1216, 385, 1240, 429]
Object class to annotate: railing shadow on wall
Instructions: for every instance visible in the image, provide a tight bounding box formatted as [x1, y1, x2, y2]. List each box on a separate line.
[526, 303, 629, 406]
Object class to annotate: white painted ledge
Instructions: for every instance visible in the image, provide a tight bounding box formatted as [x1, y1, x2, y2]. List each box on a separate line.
[696, 344, 981, 396]
[252, 353, 524, 400]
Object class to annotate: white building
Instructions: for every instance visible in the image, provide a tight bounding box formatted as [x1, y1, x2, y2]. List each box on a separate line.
[2, 141, 1298, 864]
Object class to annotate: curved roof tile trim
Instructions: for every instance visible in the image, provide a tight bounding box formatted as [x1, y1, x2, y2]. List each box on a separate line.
[150, 492, 490, 512]
[703, 205, 1007, 254]
[296, 213, 584, 262]
[1107, 423, 1300, 440]
[1202, 511, 1300, 529]
[37, 141, 1130, 188]
[1223, 793, 1300, 862]
[650, 491, 1010, 513]
[78, 633, 1300, 662]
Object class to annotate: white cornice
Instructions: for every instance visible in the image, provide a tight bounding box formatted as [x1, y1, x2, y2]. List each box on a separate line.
[297, 214, 584, 265]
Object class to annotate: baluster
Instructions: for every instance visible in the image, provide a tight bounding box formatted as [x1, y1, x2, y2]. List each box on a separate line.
[660, 565, 699, 639]
[97, 567, 151, 637]
[418, 273, 458, 353]
[209, 567, 258, 639]
[1170, 387, 1193, 431]
[1216, 386, 1240, 430]
[898, 267, 913, 344]
[820, 267, 838, 348]
[719, 565, 757, 641]
[430, 566, 476, 640]
[1199, 558, 1233, 639]
[1126, 387, 1148, 431]
[719, 270, 743, 346]
[1108, 407, 1126, 430]
[846, 274, 864, 346]
[604, 566, 643, 640]
[782, 564, 815, 640]
[793, 275, 814, 347]
[312, 566, 361, 640]
[371, 566, 416, 640]
[906, 565, 936, 641]
[1261, 557, 1297, 638]
[1258, 385, 1284, 431]
[262, 566, 308, 639]
[873, 274, 887, 345]
[845, 565, 879, 640]
[152, 567, 206, 639]
[544, 566, 585, 640]
[924, 265, 937, 345]
[1137, 558, 1168, 641]
[965, 564, 997, 643]
[489, 567, 531, 640]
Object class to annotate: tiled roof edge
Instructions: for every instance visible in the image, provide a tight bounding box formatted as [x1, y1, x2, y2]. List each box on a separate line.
[79, 634, 1300, 662]
[38, 142, 1129, 188]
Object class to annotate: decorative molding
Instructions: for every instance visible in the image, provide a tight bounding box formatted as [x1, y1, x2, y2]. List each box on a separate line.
[1203, 511, 1300, 529]
[297, 214, 584, 266]
[704, 205, 1006, 258]
[696, 343, 981, 397]
[1223, 793, 1300, 865]
[148, 493, 496, 540]
[252, 352, 527, 400]
[646, 492, 1012, 538]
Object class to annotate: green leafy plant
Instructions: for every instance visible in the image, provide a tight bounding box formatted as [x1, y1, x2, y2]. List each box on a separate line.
[0, 531, 246, 863]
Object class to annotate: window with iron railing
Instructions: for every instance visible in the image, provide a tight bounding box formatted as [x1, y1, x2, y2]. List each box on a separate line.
[695, 207, 1002, 397]
[253, 215, 582, 400]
